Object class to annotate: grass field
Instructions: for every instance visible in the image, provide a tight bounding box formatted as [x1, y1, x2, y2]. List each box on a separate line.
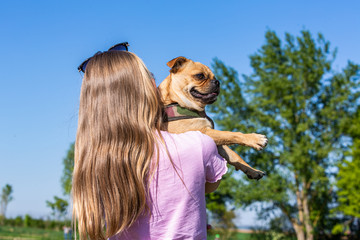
[0, 226, 255, 240]
[0, 226, 283, 240]
[0, 226, 64, 240]
[207, 232, 253, 240]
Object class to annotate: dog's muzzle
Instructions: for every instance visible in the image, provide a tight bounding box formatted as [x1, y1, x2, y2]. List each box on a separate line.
[190, 83, 220, 104]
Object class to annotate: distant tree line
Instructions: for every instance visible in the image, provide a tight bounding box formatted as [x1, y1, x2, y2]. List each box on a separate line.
[1, 214, 70, 230]
[0, 183, 70, 230]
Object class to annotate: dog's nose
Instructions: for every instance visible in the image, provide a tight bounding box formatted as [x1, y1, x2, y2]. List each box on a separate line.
[211, 79, 220, 86]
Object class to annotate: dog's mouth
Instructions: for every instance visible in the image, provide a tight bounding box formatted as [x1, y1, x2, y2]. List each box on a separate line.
[190, 87, 219, 104]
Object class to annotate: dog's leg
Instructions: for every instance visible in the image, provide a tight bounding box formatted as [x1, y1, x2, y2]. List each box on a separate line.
[217, 145, 265, 180]
[202, 128, 268, 150]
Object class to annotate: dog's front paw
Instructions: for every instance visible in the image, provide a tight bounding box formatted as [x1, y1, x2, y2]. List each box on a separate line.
[245, 133, 268, 150]
[231, 162, 266, 180]
[245, 169, 266, 180]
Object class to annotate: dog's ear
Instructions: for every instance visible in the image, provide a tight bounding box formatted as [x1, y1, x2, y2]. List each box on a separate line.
[167, 57, 189, 73]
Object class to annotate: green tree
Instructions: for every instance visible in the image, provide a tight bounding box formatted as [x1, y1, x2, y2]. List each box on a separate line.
[46, 196, 69, 220]
[23, 214, 32, 227]
[333, 74, 360, 235]
[339, 140, 360, 210]
[209, 30, 359, 240]
[0, 184, 14, 218]
[61, 142, 74, 196]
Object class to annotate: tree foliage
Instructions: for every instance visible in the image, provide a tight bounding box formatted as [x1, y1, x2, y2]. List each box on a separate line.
[336, 124, 360, 218]
[46, 196, 69, 220]
[333, 73, 360, 235]
[209, 30, 359, 240]
[0, 184, 14, 218]
[61, 142, 74, 196]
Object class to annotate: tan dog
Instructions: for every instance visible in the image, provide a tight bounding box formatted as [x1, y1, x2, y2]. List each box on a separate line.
[158, 57, 267, 180]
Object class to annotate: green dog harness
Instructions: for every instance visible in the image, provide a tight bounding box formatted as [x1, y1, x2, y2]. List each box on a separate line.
[164, 103, 214, 128]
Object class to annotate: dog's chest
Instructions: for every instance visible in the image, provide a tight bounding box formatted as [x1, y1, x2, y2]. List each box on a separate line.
[166, 117, 214, 134]
[164, 104, 214, 134]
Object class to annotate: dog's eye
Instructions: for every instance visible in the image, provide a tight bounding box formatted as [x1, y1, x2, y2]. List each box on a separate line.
[195, 73, 205, 80]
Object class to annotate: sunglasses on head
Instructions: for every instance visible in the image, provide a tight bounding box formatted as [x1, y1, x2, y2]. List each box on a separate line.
[77, 42, 130, 73]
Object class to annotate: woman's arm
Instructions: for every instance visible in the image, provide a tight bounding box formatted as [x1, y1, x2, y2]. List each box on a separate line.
[205, 180, 221, 193]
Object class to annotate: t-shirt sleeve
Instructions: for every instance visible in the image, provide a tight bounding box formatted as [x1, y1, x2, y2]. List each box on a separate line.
[198, 132, 228, 183]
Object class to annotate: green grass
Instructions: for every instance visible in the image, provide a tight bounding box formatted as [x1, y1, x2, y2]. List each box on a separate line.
[208, 232, 253, 240]
[0, 227, 251, 240]
[0, 226, 64, 240]
[207, 230, 296, 240]
[0, 226, 295, 240]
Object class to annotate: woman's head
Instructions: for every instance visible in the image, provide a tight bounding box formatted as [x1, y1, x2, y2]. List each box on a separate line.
[73, 51, 163, 240]
[81, 51, 162, 132]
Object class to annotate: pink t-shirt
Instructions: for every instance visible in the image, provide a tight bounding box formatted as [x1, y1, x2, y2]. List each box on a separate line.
[110, 131, 227, 240]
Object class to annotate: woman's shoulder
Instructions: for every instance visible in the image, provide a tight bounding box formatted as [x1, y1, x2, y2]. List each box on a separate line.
[160, 130, 205, 141]
[160, 130, 216, 149]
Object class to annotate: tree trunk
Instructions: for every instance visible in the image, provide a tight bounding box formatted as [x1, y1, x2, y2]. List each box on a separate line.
[302, 184, 314, 240]
[296, 188, 304, 224]
[295, 182, 307, 240]
[293, 222, 306, 240]
[0, 201, 6, 217]
[278, 203, 305, 240]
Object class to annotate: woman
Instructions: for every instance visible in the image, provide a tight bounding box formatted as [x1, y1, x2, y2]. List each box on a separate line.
[72, 48, 227, 240]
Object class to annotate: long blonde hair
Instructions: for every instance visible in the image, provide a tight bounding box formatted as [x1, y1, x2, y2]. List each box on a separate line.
[72, 51, 164, 240]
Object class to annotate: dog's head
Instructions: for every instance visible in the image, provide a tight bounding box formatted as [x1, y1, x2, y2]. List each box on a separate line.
[159, 56, 220, 111]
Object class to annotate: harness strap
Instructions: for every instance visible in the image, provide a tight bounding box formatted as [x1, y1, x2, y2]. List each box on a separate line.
[164, 103, 214, 128]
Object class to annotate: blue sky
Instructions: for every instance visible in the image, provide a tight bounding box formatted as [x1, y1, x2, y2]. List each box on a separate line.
[0, 0, 359, 226]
